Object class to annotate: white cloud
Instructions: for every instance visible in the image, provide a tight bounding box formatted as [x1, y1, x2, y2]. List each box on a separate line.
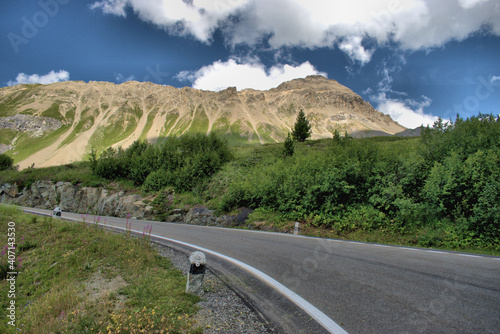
[370, 62, 438, 128]
[90, 0, 500, 63]
[90, 0, 250, 42]
[7, 70, 70, 86]
[375, 93, 437, 128]
[339, 36, 374, 65]
[457, 0, 490, 10]
[492, 75, 500, 83]
[89, 0, 128, 16]
[176, 59, 326, 91]
[115, 73, 136, 83]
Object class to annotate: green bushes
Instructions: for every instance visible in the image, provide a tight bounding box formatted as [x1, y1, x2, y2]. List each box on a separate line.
[282, 132, 295, 156]
[91, 133, 232, 192]
[217, 114, 499, 250]
[0, 153, 14, 171]
[73, 114, 500, 250]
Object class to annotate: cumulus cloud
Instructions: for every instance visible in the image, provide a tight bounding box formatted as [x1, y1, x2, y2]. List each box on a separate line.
[176, 59, 326, 91]
[339, 36, 374, 65]
[369, 62, 438, 128]
[7, 70, 70, 86]
[90, 0, 250, 42]
[375, 93, 437, 128]
[90, 0, 500, 63]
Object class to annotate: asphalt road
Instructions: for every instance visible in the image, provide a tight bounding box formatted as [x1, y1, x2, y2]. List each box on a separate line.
[20, 207, 500, 334]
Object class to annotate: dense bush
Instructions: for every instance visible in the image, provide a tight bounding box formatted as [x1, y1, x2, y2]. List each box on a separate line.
[217, 114, 499, 249]
[91, 133, 232, 192]
[86, 114, 498, 250]
[0, 153, 14, 171]
[282, 132, 295, 157]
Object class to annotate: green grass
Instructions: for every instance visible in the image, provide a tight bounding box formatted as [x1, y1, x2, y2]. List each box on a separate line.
[159, 111, 180, 139]
[225, 120, 261, 146]
[19, 109, 36, 115]
[0, 161, 105, 189]
[247, 210, 500, 256]
[0, 205, 202, 334]
[40, 103, 63, 121]
[170, 114, 192, 137]
[0, 129, 18, 145]
[138, 109, 159, 141]
[211, 114, 230, 133]
[8, 125, 71, 164]
[88, 106, 141, 152]
[58, 108, 96, 149]
[0, 86, 42, 117]
[189, 105, 209, 134]
[257, 123, 285, 143]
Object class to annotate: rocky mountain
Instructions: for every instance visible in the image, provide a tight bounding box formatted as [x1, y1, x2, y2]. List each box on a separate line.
[0, 75, 405, 169]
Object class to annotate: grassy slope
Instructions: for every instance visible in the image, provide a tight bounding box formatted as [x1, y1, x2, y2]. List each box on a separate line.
[9, 125, 72, 164]
[0, 206, 201, 333]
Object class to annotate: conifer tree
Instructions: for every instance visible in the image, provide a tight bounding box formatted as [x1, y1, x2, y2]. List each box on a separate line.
[292, 109, 312, 142]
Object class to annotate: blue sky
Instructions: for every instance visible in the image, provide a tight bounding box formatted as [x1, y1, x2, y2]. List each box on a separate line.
[1, 0, 499, 128]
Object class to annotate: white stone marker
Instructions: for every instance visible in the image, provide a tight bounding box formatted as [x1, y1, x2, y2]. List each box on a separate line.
[186, 251, 206, 295]
[294, 222, 300, 235]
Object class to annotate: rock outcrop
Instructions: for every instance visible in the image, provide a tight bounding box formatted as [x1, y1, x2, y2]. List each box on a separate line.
[0, 114, 62, 134]
[0, 181, 154, 219]
[0, 181, 251, 226]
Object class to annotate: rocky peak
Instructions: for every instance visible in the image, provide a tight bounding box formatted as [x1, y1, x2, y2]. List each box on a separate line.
[0, 76, 406, 169]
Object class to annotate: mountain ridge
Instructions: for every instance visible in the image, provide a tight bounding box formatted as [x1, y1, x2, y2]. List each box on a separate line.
[0, 75, 406, 169]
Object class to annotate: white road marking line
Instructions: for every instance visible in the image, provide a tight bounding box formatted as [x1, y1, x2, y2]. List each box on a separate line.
[20, 207, 500, 262]
[58, 215, 347, 334]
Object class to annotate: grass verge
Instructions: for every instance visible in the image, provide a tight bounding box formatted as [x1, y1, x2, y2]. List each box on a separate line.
[0, 206, 201, 333]
[246, 210, 500, 257]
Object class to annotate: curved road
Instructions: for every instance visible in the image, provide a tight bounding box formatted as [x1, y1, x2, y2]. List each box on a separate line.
[22, 207, 500, 333]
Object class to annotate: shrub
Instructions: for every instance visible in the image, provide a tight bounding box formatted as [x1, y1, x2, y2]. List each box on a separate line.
[91, 133, 232, 192]
[143, 169, 172, 192]
[0, 153, 14, 171]
[282, 132, 295, 157]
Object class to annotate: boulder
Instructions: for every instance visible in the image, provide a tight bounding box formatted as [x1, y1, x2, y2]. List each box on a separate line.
[184, 208, 217, 226]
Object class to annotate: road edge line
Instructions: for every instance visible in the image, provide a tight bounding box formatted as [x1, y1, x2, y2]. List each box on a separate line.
[53, 214, 348, 334]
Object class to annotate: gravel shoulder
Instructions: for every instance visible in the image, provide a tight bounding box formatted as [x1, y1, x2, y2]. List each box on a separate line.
[153, 244, 277, 334]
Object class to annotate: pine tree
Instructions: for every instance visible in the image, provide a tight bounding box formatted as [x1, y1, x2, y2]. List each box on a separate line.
[292, 109, 312, 142]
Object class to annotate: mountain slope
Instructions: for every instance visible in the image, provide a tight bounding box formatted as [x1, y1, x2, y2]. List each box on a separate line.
[0, 75, 405, 168]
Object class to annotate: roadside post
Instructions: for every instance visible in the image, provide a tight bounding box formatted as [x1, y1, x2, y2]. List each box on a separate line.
[294, 222, 300, 235]
[186, 251, 206, 295]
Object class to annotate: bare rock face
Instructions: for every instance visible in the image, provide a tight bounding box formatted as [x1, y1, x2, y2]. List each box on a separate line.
[0, 144, 13, 154]
[0, 181, 250, 226]
[0, 76, 406, 169]
[0, 114, 62, 133]
[0, 181, 155, 220]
